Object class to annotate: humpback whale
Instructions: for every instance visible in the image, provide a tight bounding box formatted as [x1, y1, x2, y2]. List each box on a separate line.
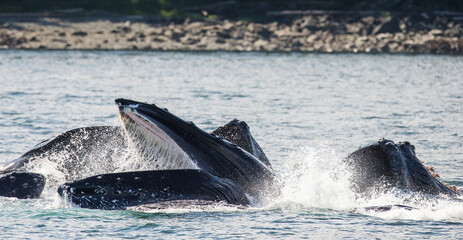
[58, 170, 250, 210]
[1, 98, 460, 210]
[115, 99, 276, 196]
[1, 99, 276, 205]
[1, 126, 126, 178]
[58, 99, 277, 209]
[345, 138, 459, 197]
[0, 126, 128, 199]
[0, 171, 45, 199]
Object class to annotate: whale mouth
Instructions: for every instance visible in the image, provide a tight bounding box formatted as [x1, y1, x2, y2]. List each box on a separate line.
[114, 98, 277, 203]
[117, 99, 198, 170]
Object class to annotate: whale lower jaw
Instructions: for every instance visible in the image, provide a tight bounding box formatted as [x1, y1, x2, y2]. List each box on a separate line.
[119, 110, 198, 171]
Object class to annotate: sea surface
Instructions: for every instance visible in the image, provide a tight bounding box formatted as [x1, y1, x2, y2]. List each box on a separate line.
[0, 50, 463, 239]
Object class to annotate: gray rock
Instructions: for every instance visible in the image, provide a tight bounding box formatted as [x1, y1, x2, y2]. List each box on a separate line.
[374, 18, 402, 34]
[72, 31, 88, 37]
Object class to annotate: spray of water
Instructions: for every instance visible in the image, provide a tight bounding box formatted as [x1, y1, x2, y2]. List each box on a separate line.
[269, 141, 463, 220]
[8, 124, 463, 220]
[14, 113, 199, 201]
[19, 127, 138, 199]
[273, 142, 357, 211]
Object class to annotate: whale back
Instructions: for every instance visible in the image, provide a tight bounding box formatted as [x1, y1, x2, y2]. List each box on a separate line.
[1, 126, 128, 181]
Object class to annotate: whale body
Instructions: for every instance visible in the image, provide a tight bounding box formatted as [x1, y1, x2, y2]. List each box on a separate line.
[345, 138, 459, 197]
[1, 99, 275, 205]
[1, 98, 460, 210]
[58, 99, 277, 209]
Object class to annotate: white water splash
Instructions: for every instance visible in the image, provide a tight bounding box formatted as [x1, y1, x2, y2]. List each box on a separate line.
[127, 200, 246, 214]
[15, 126, 138, 200]
[271, 142, 463, 221]
[357, 191, 463, 221]
[274, 142, 357, 210]
[25, 157, 67, 199]
[7, 125, 463, 221]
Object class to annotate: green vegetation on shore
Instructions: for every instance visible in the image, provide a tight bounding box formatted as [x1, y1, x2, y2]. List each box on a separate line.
[1, 0, 463, 18]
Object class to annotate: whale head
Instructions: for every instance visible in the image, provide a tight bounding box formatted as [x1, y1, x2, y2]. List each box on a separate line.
[345, 138, 458, 196]
[115, 98, 276, 199]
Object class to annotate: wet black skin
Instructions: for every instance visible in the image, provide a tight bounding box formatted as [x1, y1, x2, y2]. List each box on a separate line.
[0, 171, 45, 199]
[345, 138, 458, 196]
[58, 169, 249, 210]
[115, 98, 278, 200]
[0, 126, 126, 200]
[211, 119, 271, 168]
[56, 98, 278, 209]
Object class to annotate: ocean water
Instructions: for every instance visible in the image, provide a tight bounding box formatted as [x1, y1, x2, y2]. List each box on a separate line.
[0, 50, 463, 239]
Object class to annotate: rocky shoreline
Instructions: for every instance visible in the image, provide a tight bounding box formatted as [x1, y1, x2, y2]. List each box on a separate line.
[1, 14, 462, 54]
